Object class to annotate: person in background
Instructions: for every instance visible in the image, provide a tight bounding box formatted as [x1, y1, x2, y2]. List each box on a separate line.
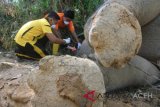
[51, 9, 81, 55]
[14, 11, 71, 60]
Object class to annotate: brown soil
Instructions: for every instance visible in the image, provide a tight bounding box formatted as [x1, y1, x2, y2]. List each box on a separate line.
[0, 52, 160, 107]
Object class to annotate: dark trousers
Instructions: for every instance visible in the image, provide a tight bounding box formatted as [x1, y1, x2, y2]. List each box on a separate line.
[15, 36, 49, 60]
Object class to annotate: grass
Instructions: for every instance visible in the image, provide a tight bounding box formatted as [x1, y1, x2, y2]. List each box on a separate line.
[0, 0, 102, 50]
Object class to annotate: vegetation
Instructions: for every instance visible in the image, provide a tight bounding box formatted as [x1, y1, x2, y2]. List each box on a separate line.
[0, 0, 102, 50]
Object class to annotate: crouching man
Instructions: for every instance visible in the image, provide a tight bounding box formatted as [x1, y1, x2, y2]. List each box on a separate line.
[14, 11, 70, 60]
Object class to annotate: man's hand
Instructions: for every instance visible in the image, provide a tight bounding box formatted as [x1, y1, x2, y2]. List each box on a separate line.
[63, 38, 71, 44]
[77, 42, 81, 49]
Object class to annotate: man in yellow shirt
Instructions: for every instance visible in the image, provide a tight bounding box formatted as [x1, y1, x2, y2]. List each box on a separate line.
[14, 11, 71, 60]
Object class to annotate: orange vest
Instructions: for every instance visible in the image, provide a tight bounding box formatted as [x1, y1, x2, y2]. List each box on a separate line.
[55, 13, 75, 32]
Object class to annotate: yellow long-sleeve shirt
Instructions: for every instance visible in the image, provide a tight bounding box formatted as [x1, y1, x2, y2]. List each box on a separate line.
[14, 18, 52, 47]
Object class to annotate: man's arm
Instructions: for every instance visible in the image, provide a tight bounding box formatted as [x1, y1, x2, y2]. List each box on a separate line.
[52, 29, 62, 38]
[71, 31, 82, 49]
[69, 21, 80, 43]
[71, 31, 79, 43]
[46, 33, 65, 44]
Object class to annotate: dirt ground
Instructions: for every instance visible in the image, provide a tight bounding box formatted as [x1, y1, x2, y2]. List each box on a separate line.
[0, 51, 160, 107]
